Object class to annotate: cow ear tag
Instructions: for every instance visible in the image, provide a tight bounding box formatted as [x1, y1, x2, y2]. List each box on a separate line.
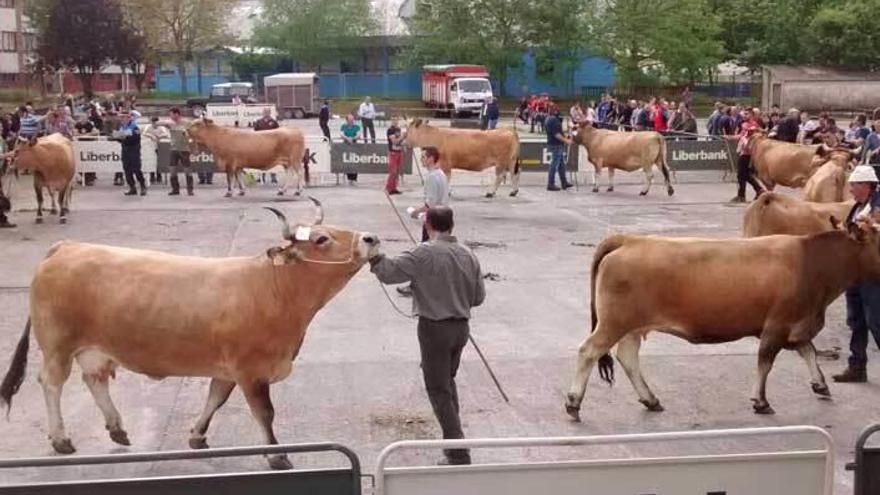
[295, 226, 311, 241]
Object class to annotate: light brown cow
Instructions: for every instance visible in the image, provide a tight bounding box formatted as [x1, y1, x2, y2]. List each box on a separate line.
[742, 192, 852, 237]
[571, 125, 674, 196]
[565, 220, 880, 419]
[187, 119, 306, 198]
[0, 199, 380, 470]
[749, 132, 822, 190]
[10, 133, 75, 224]
[803, 146, 859, 202]
[402, 118, 520, 198]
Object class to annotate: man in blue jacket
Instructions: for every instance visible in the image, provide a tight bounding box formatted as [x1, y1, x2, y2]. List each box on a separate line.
[486, 96, 500, 130]
[115, 112, 146, 196]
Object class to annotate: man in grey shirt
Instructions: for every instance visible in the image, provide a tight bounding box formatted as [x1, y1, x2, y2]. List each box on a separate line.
[410, 146, 448, 241]
[371, 206, 485, 465]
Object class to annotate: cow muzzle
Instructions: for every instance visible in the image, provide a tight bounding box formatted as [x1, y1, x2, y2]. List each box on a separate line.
[358, 232, 381, 259]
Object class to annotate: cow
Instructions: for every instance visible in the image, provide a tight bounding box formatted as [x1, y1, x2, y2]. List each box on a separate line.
[0, 198, 380, 470]
[187, 119, 306, 198]
[9, 133, 75, 224]
[570, 124, 674, 196]
[749, 132, 822, 190]
[803, 145, 859, 203]
[742, 191, 852, 237]
[564, 218, 880, 419]
[401, 118, 521, 198]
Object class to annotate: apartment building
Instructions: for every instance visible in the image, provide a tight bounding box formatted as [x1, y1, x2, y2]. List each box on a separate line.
[0, 0, 36, 88]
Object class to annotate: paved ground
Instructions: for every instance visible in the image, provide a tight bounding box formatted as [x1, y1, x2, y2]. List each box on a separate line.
[0, 166, 875, 493]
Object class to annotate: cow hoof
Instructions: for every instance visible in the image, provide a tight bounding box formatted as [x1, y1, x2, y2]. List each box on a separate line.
[639, 398, 664, 412]
[224, 191, 232, 198]
[294, 190, 301, 197]
[639, 190, 648, 196]
[189, 436, 209, 450]
[109, 429, 131, 446]
[565, 404, 581, 422]
[238, 190, 245, 197]
[267, 454, 293, 470]
[49, 208, 57, 215]
[591, 187, 599, 193]
[812, 383, 832, 398]
[606, 187, 614, 192]
[59, 217, 67, 225]
[667, 186, 675, 196]
[485, 192, 495, 198]
[752, 401, 775, 415]
[52, 438, 76, 455]
[277, 190, 285, 196]
[35, 217, 43, 224]
[509, 189, 518, 197]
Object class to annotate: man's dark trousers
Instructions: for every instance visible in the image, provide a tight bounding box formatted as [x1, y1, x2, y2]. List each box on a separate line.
[418, 317, 470, 460]
[846, 281, 880, 370]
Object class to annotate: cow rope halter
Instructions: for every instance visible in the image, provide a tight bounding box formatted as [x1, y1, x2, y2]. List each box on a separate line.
[264, 202, 358, 266]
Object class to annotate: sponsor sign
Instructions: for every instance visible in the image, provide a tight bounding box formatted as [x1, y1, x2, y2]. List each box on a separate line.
[330, 143, 413, 174]
[516, 141, 580, 172]
[205, 104, 277, 127]
[74, 137, 157, 174]
[665, 138, 736, 171]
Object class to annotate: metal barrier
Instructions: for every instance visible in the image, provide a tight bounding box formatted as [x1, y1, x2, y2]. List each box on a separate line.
[0, 443, 361, 495]
[375, 426, 834, 495]
[847, 423, 880, 495]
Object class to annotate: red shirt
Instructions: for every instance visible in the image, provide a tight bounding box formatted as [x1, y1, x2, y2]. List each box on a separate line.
[653, 106, 667, 131]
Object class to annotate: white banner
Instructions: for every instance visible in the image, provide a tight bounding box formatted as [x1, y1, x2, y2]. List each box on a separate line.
[206, 104, 277, 127]
[74, 137, 157, 174]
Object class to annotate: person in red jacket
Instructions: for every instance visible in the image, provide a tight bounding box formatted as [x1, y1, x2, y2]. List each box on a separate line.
[653, 99, 669, 132]
[730, 108, 765, 202]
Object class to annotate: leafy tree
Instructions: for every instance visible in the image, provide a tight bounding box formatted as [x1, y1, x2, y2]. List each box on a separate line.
[403, 0, 533, 95]
[253, 0, 378, 70]
[590, 0, 724, 85]
[230, 51, 289, 83]
[31, 0, 131, 96]
[808, 0, 880, 70]
[525, 0, 593, 89]
[120, 0, 238, 93]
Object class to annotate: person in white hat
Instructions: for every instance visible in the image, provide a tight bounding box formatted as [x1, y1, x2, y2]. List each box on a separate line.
[834, 165, 880, 383]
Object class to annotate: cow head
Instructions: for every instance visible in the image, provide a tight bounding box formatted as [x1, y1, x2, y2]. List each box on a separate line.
[746, 129, 767, 154]
[401, 118, 431, 147]
[813, 144, 860, 171]
[845, 214, 880, 280]
[263, 197, 380, 270]
[9, 136, 40, 171]
[185, 119, 216, 151]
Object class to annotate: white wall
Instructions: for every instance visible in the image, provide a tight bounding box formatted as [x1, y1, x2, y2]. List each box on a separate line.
[0, 8, 16, 33]
[0, 53, 18, 73]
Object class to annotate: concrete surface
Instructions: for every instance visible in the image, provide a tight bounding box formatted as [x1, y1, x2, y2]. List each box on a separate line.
[0, 166, 875, 494]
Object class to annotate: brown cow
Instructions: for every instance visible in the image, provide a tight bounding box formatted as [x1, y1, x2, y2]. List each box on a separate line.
[564, 219, 880, 419]
[10, 133, 75, 224]
[187, 119, 306, 198]
[749, 132, 822, 190]
[571, 125, 673, 196]
[803, 145, 859, 202]
[402, 118, 521, 198]
[0, 198, 380, 470]
[742, 192, 852, 237]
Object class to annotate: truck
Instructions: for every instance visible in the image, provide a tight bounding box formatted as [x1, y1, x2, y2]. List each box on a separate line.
[421, 64, 493, 116]
[263, 73, 320, 119]
[186, 82, 257, 114]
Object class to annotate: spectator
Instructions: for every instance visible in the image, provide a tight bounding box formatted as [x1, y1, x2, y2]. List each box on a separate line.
[46, 107, 74, 138]
[254, 107, 280, 185]
[385, 116, 403, 195]
[231, 94, 242, 106]
[848, 114, 871, 147]
[681, 86, 693, 108]
[545, 105, 573, 191]
[113, 112, 146, 196]
[569, 101, 586, 130]
[517, 96, 529, 124]
[485, 96, 499, 130]
[143, 116, 170, 185]
[799, 111, 820, 144]
[584, 100, 597, 126]
[340, 113, 361, 184]
[774, 108, 800, 143]
[731, 108, 764, 203]
[301, 147, 311, 186]
[675, 106, 697, 135]
[635, 100, 651, 130]
[318, 99, 331, 141]
[865, 124, 880, 170]
[767, 112, 781, 137]
[162, 107, 194, 196]
[653, 99, 669, 132]
[619, 100, 635, 131]
[604, 98, 620, 128]
[596, 94, 611, 125]
[357, 96, 376, 144]
[666, 102, 682, 132]
[17, 105, 45, 139]
[707, 102, 724, 136]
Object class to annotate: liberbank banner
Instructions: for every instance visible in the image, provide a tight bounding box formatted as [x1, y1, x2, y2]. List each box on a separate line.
[330, 143, 413, 174]
[664, 138, 737, 171]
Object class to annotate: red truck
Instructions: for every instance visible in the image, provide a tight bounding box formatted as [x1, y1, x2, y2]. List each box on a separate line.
[422, 64, 494, 116]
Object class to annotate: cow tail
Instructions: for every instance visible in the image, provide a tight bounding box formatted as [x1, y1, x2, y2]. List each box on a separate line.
[658, 137, 673, 185]
[0, 318, 30, 417]
[590, 236, 625, 386]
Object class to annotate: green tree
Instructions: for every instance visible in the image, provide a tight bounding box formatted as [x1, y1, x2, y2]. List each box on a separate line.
[230, 51, 287, 83]
[525, 0, 593, 90]
[808, 0, 880, 70]
[590, 0, 724, 85]
[253, 0, 377, 70]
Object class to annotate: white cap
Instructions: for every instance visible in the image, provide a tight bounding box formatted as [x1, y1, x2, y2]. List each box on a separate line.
[849, 165, 879, 183]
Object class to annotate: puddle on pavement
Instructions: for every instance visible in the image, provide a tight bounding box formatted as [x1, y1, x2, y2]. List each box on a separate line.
[371, 413, 433, 439]
[465, 240, 507, 250]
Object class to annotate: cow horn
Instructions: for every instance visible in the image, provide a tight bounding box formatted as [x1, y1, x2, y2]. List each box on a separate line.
[264, 206, 294, 240]
[308, 196, 324, 225]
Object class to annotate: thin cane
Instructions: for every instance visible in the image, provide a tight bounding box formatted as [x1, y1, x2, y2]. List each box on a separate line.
[382, 191, 510, 403]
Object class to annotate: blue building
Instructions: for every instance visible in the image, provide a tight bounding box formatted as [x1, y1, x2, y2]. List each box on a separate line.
[153, 39, 615, 98]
